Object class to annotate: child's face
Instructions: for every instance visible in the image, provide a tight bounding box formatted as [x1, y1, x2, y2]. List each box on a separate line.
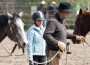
[36, 19, 42, 27]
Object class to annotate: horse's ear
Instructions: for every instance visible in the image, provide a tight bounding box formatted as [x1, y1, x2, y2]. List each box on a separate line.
[18, 11, 23, 17]
[6, 12, 13, 17]
[79, 8, 82, 15]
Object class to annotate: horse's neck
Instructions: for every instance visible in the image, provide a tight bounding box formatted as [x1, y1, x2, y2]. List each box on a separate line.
[0, 15, 8, 35]
[0, 25, 8, 43]
[7, 29, 17, 42]
[0, 32, 6, 43]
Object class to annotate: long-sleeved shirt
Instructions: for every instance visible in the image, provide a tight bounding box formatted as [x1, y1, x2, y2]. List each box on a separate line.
[43, 13, 76, 51]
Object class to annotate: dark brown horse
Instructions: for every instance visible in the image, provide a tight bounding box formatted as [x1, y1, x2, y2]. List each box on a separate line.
[0, 12, 27, 54]
[73, 8, 90, 43]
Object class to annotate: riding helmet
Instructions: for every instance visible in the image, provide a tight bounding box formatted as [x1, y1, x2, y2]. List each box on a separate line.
[32, 11, 45, 21]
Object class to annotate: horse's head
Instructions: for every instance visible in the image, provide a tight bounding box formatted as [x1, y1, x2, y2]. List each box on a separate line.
[73, 8, 90, 43]
[6, 12, 27, 48]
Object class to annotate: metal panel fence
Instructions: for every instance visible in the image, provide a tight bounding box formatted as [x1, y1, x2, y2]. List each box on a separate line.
[0, 2, 76, 30]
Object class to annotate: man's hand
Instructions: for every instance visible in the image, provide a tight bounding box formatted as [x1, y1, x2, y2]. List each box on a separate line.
[76, 35, 85, 43]
[58, 41, 66, 52]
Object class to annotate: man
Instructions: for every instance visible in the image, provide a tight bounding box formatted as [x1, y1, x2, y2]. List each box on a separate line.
[37, 0, 47, 18]
[47, 1, 57, 18]
[43, 2, 84, 65]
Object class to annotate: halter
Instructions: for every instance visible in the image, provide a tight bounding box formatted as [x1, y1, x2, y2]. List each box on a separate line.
[0, 19, 18, 55]
[0, 12, 26, 56]
[9, 19, 19, 42]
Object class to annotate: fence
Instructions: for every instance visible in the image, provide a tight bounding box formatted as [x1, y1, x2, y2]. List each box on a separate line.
[0, 2, 77, 30]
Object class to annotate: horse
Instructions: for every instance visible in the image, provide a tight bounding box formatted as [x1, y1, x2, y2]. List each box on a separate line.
[0, 12, 27, 55]
[73, 8, 90, 43]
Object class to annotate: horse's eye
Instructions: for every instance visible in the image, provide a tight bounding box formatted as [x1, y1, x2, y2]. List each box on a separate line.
[13, 25, 17, 28]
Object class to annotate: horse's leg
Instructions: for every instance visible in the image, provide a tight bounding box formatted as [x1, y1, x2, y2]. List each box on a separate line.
[22, 47, 25, 55]
[10, 43, 18, 55]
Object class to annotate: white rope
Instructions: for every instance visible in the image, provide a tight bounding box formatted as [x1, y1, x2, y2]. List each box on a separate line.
[65, 52, 68, 65]
[82, 42, 87, 65]
[25, 50, 61, 64]
[0, 42, 11, 55]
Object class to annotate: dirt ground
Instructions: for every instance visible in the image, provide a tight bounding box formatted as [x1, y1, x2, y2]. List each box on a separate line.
[0, 30, 90, 65]
[61, 30, 90, 65]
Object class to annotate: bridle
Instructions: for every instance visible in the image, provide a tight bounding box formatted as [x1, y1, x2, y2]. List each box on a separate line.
[0, 17, 20, 42]
[8, 17, 22, 48]
[0, 12, 26, 56]
[9, 18, 19, 41]
[0, 18, 20, 55]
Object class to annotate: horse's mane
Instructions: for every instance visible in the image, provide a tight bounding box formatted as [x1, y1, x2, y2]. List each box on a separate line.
[0, 15, 8, 34]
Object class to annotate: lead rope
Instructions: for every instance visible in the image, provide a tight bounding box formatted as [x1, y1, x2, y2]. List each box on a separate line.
[82, 42, 87, 65]
[84, 40, 90, 47]
[75, 15, 86, 65]
[63, 42, 86, 65]
[65, 52, 68, 65]
[26, 41, 90, 65]
[2, 34, 89, 64]
[0, 42, 11, 55]
[0, 24, 11, 55]
[0, 44, 64, 64]
[81, 39, 90, 65]
[25, 50, 64, 64]
[0, 28, 19, 56]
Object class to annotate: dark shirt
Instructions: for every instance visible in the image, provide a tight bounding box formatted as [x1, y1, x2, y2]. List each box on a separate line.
[37, 5, 47, 17]
[48, 5, 57, 18]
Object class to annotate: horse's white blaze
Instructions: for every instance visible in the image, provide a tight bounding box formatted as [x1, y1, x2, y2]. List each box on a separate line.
[16, 18, 28, 45]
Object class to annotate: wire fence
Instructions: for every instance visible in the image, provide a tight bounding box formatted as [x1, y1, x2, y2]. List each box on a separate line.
[0, 1, 84, 30]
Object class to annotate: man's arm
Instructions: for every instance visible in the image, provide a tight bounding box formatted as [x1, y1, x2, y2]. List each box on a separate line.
[43, 20, 58, 46]
[44, 19, 66, 52]
[67, 32, 85, 44]
[67, 32, 76, 39]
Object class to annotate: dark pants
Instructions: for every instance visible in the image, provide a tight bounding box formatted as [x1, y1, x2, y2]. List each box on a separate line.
[29, 55, 47, 65]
